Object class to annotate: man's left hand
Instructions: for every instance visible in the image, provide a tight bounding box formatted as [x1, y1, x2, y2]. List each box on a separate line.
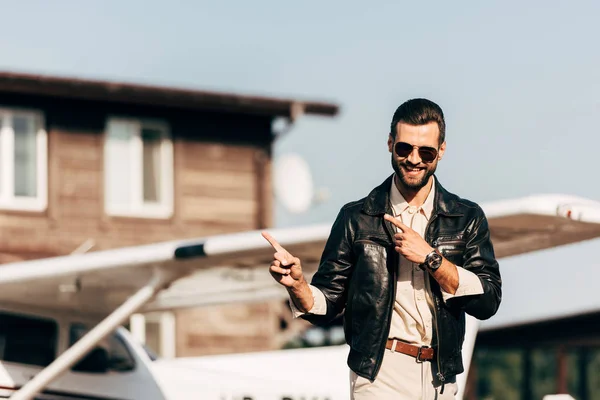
[384, 214, 434, 264]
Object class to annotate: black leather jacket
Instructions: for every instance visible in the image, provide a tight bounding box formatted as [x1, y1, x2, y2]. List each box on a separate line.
[302, 174, 502, 382]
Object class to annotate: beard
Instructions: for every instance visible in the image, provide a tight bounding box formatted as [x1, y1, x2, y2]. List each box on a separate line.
[391, 156, 437, 191]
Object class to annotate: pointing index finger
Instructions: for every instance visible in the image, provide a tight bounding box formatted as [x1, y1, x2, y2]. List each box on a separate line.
[384, 214, 409, 231]
[261, 231, 285, 253]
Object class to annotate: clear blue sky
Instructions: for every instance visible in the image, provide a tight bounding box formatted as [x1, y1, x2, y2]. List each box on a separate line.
[2, 2, 599, 321]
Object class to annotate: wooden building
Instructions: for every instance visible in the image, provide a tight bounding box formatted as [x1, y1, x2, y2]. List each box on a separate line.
[0, 70, 338, 357]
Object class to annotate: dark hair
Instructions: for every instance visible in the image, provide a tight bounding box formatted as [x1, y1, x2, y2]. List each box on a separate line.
[389, 98, 445, 145]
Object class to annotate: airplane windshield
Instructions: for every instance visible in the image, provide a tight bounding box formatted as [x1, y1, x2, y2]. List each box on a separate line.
[69, 323, 137, 372]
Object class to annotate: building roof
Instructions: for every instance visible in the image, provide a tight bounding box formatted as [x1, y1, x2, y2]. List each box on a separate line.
[0, 70, 339, 119]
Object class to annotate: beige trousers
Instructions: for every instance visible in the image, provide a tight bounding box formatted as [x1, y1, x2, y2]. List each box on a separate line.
[350, 349, 458, 400]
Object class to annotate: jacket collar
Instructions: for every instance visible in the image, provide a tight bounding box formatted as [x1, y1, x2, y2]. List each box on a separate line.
[362, 173, 463, 217]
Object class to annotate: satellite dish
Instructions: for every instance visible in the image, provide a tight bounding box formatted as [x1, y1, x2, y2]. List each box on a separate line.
[274, 153, 314, 214]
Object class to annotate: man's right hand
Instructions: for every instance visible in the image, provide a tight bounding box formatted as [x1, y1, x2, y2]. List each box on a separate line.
[261, 231, 304, 288]
[262, 231, 314, 313]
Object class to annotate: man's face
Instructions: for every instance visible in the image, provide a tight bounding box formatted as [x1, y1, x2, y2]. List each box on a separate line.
[388, 121, 446, 191]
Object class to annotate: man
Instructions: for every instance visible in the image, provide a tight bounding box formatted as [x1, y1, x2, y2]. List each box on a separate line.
[263, 98, 502, 399]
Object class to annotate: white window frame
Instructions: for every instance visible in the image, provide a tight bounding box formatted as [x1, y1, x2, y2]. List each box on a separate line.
[129, 311, 176, 359]
[0, 107, 48, 212]
[104, 117, 174, 219]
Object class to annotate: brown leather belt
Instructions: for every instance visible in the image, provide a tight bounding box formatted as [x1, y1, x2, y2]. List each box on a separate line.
[386, 339, 435, 362]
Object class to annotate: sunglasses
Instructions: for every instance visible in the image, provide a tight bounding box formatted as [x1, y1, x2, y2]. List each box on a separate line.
[394, 142, 438, 163]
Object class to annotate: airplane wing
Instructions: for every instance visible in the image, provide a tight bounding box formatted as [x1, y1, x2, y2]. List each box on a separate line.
[1, 193, 600, 318]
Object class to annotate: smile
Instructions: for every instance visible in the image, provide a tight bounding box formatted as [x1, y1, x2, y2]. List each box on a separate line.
[402, 165, 425, 175]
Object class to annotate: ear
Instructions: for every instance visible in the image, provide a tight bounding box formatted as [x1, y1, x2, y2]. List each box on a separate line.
[388, 134, 393, 153]
[438, 141, 446, 160]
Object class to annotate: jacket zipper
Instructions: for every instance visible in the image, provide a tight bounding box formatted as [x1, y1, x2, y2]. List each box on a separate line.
[425, 215, 446, 387]
[436, 238, 464, 246]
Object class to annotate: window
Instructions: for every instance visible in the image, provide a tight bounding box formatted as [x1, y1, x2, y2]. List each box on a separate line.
[0, 311, 57, 367]
[104, 118, 173, 218]
[70, 323, 136, 373]
[0, 108, 47, 211]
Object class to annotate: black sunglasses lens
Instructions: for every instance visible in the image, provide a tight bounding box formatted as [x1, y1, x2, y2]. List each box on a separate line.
[394, 142, 413, 157]
[395, 142, 437, 162]
[419, 148, 437, 162]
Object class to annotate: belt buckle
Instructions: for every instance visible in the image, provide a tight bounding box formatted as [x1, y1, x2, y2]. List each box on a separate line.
[416, 346, 429, 363]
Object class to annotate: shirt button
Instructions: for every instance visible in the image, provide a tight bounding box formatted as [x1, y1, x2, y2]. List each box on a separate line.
[408, 206, 418, 214]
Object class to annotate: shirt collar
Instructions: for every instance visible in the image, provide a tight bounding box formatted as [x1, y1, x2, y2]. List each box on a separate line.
[389, 175, 436, 220]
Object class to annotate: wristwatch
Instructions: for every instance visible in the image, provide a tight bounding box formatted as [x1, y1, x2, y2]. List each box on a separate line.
[422, 249, 443, 272]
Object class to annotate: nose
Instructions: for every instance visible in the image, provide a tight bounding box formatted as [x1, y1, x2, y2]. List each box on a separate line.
[407, 147, 421, 165]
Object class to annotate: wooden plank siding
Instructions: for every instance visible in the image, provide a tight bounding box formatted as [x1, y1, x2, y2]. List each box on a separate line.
[1, 133, 268, 253]
[53, 133, 266, 250]
[0, 92, 274, 255]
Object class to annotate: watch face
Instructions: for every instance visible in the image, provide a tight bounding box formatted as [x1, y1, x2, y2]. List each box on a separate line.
[427, 252, 443, 269]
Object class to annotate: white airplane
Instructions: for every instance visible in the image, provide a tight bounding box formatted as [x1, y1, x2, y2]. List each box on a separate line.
[1, 193, 600, 400]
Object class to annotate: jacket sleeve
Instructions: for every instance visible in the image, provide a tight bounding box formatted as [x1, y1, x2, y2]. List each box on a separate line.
[301, 206, 355, 326]
[447, 207, 502, 320]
